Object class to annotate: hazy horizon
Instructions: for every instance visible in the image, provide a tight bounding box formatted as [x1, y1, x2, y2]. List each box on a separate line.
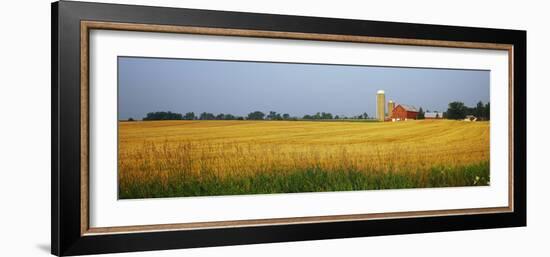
[118, 56, 490, 120]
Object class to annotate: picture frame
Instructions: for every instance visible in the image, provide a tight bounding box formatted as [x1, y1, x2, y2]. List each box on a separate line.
[51, 1, 526, 256]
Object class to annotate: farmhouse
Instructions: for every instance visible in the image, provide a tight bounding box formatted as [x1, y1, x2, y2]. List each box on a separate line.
[464, 115, 477, 122]
[391, 104, 419, 120]
[425, 112, 442, 119]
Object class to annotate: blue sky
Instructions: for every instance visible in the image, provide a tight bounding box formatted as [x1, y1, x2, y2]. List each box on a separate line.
[118, 57, 490, 120]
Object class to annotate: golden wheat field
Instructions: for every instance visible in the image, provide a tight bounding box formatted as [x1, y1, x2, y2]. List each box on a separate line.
[118, 120, 490, 198]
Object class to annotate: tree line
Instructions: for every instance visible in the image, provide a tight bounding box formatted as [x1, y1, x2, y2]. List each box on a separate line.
[444, 101, 490, 120]
[135, 111, 372, 121]
[133, 101, 489, 121]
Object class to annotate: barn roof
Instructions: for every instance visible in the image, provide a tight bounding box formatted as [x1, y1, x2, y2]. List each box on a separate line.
[398, 104, 418, 112]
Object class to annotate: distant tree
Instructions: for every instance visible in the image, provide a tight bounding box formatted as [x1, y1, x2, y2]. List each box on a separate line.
[302, 112, 334, 120]
[354, 112, 368, 119]
[266, 111, 283, 120]
[484, 102, 490, 120]
[475, 101, 484, 119]
[321, 112, 333, 119]
[334, 115, 340, 119]
[127, 117, 135, 121]
[282, 113, 290, 120]
[183, 112, 196, 120]
[143, 111, 183, 120]
[199, 112, 216, 120]
[236, 116, 244, 120]
[446, 102, 467, 120]
[465, 106, 475, 116]
[247, 111, 265, 120]
[435, 113, 440, 119]
[266, 111, 277, 120]
[223, 114, 236, 120]
[417, 107, 425, 119]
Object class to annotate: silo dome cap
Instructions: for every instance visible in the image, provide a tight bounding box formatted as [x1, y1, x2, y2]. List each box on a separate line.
[377, 90, 385, 94]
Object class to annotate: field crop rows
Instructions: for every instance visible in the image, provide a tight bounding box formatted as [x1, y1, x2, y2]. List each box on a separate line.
[118, 120, 490, 199]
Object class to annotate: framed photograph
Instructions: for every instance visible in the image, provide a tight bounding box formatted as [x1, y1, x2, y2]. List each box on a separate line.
[52, 1, 526, 256]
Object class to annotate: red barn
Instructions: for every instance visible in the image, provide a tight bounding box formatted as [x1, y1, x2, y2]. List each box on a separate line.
[391, 104, 419, 120]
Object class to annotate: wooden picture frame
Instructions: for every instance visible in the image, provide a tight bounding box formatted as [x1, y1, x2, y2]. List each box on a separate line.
[52, 1, 526, 256]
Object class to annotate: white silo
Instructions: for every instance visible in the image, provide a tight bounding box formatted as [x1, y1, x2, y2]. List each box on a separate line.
[376, 90, 385, 121]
